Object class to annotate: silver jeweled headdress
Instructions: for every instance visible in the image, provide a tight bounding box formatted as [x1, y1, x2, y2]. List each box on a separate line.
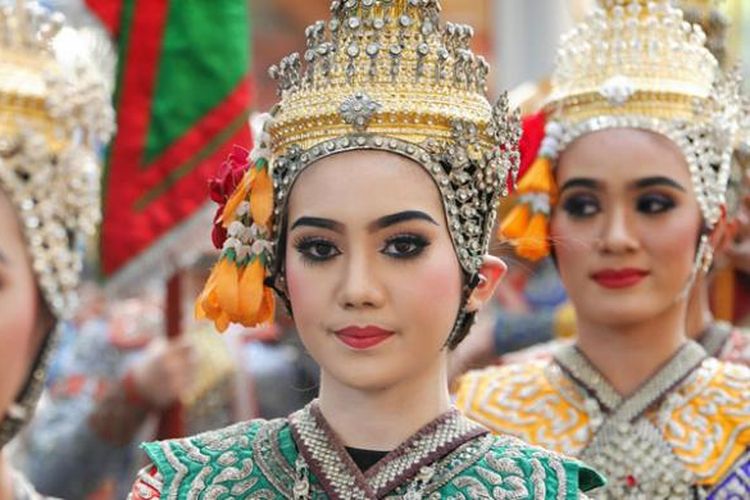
[197, 0, 521, 338]
[542, 0, 745, 228]
[0, 0, 114, 449]
[0, 0, 114, 318]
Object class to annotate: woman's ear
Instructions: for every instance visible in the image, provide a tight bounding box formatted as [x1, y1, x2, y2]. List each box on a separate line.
[709, 206, 730, 252]
[465, 255, 507, 313]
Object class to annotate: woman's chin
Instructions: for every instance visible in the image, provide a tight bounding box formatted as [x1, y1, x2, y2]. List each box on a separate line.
[575, 295, 665, 328]
[326, 359, 404, 392]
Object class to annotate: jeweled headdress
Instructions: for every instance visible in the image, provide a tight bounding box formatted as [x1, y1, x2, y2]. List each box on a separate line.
[197, 0, 521, 336]
[500, 0, 746, 262]
[679, 0, 728, 66]
[0, 0, 114, 318]
[0, 0, 114, 448]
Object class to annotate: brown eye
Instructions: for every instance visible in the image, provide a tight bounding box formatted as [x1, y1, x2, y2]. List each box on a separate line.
[381, 235, 430, 259]
[562, 194, 600, 218]
[295, 238, 341, 263]
[637, 194, 675, 214]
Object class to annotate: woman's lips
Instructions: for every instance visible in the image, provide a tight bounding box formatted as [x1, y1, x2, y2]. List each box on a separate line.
[591, 268, 650, 289]
[334, 325, 394, 350]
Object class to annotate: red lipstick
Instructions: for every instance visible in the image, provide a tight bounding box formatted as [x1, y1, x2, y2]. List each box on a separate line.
[334, 326, 394, 350]
[591, 268, 649, 289]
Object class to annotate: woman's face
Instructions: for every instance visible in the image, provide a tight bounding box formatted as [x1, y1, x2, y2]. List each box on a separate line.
[0, 191, 44, 425]
[285, 150, 465, 391]
[551, 128, 703, 328]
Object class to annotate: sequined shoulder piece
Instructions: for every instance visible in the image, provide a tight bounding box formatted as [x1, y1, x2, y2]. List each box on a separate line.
[414, 432, 603, 499]
[662, 358, 750, 486]
[138, 418, 287, 498]
[455, 360, 590, 455]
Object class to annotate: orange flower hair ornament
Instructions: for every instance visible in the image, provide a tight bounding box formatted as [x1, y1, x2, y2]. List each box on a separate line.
[196, 115, 276, 332]
[499, 112, 557, 261]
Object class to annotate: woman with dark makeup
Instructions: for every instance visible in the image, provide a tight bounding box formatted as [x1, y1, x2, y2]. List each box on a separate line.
[128, 1, 604, 498]
[457, 1, 750, 498]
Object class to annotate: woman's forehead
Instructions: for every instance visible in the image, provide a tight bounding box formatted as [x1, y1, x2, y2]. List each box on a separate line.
[287, 150, 445, 219]
[557, 128, 690, 183]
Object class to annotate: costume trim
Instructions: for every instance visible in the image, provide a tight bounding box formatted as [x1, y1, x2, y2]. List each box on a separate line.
[288, 401, 487, 498]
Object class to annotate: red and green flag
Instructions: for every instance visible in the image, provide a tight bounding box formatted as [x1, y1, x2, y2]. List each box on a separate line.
[88, 0, 253, 281]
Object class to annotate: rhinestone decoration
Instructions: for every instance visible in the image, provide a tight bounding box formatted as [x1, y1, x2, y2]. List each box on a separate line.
[598, 75, 636, 106]
[555, 341, 708, 499]
[542, 0, 748, 229]
[339, 91, 382, 131]
[0, 1, 114, 319]
[265, 0, 521, 277]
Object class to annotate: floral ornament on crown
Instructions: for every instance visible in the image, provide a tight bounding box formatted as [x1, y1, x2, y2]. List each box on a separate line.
[499, 112, 557, 262]
[196, 114, 276, 332]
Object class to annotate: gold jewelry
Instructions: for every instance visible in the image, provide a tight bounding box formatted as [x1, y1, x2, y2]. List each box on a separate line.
[541, 0, 745, 229]
[0, 1, 114, 317]
[268, 0, 521, 275]
[197, 0, 522, 332]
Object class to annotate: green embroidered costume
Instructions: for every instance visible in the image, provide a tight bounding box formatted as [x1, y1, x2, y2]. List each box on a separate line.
[130, 401, 603, 499]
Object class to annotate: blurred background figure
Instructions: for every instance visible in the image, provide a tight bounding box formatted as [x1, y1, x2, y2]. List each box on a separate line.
[451, 0, 750, 382]
[11, 289, 196, 499]
[11, 260, 263, 499]
[0, 0, 115, 496]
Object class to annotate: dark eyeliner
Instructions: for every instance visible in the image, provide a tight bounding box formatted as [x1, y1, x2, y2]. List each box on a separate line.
[561, 193, 600, 218]
[293, 236, 341, 263]
[636, 193, 676, 214]
[381, 233, 431, 259]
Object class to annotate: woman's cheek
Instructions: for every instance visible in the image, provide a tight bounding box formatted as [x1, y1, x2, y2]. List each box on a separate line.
[0, 286, 38, 416]
[549, 218, 588, 283]
[285, 262, 326, 321]
[398, 248, 463, 319]
[642, 216, 701, 286]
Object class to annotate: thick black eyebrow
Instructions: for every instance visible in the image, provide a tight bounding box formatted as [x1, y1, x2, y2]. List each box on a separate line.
[632, 176, 686, 192]
[559, 178, 601, 194]
[290, 217, 345, 233]
[368, 210, 439, 231]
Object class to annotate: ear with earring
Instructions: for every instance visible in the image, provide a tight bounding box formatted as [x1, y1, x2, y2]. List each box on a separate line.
[698, 234, 715, 274]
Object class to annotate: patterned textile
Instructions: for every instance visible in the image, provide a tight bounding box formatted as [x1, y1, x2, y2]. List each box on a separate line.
[128, 400, 604, 499]
[457, 341, 750, 499]
[499, 321, 750, 367]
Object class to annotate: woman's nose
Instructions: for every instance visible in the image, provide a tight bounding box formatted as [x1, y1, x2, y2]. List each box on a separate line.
[337, 249, 386, 309]
[596, 207, 638, 254]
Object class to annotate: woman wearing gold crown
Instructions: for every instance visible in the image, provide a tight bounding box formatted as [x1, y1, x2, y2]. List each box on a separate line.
[456, 0, 750, 498]
[0, 1, 113, 498]
[127, 1, 604, 498]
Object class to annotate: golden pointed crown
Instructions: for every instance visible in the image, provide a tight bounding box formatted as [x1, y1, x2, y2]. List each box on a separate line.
[268, 0, 500, 157]
[547, 0, 718, 124]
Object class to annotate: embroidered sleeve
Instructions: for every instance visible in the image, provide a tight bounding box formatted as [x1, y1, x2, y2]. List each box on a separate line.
[128, 466, 163, 500]
[467, 437, 605, 500]
[664, 360, 750, 485]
